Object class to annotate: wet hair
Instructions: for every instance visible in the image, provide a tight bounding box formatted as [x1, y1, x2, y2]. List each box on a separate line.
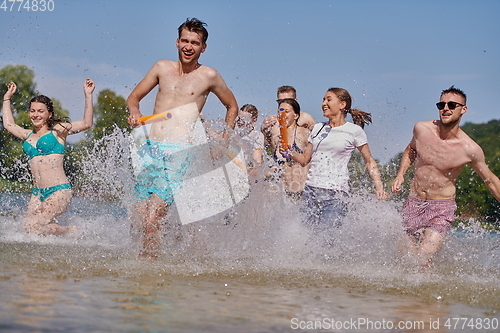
[279, 98, 301, 123]
[240, 104, 259, 122]
[327, 88, 372, 128]
[277, 85, 296, 99]
[30, 95, 70, 129]
[441, 85, 467, 104]
[178, 18, 209, 44]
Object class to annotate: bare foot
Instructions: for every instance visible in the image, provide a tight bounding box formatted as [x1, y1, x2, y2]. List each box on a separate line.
[27, 223, 78, 236]
[139, 250, 159, 260]
[67, 225, 78, 233]
[417, 262, 434, 273]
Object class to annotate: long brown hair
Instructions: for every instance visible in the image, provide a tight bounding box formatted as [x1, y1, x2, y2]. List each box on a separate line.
[327, 88, 372, 128]
[30, 95, 71, 130]
[279, 98, 300, 121]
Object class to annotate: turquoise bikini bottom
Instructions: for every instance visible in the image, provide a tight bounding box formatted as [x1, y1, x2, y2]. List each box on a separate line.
[32, 183, 72, 202]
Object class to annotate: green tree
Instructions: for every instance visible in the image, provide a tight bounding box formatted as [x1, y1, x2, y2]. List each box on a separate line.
[91, 89, 131, 140]
[457, 120, 500, 222]
[348, 151, 372, 192]
[0, 65, 37, 115]
[0, 65, 37, 181]
[348, 151, 392, 196]
[382, 151, 414, 201]
[64, 89, 132, 196]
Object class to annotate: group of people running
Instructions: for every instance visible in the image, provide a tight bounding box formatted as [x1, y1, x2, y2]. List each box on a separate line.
[235, 86, 387, 234]
[2, 18, 500, 270]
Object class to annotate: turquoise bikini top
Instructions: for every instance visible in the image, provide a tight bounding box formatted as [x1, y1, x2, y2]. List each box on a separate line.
[22, 130, 66, 160]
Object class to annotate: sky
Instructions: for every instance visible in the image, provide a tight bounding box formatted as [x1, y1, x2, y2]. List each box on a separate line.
[1, 0, 499, 163]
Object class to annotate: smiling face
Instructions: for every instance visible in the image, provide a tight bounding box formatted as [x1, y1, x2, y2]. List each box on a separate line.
[176, 28, 207, 66]
[322, 91, 346, 119]
[438, 92, 467, 127]
[29, 101, 52, 128]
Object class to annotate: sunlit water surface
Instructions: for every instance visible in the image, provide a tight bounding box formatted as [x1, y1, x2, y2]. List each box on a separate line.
[0, 131, 499, 332]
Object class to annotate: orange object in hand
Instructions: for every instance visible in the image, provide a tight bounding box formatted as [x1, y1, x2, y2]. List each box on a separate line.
[278, 108, 289, 151]
[139, 111, 172, 125]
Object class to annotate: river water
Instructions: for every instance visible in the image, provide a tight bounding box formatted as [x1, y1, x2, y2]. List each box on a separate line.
[0, 132, 499, 332]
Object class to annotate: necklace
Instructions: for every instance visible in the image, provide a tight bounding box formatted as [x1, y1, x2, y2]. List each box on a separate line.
[311, 122, 332, 155]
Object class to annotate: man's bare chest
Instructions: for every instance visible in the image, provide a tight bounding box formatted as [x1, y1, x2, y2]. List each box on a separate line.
[157, 74, 209, 97]
[416, 139, 469, 170]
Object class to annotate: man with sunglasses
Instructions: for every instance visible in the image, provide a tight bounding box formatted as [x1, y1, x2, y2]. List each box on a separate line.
[391, 86, 500, 271]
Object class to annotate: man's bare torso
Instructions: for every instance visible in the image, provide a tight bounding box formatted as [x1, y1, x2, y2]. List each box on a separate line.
[148, 60, 216, 142]
[411, 120, 477, 200]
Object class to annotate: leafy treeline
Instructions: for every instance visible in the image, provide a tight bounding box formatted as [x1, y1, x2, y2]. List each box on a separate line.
[456, 120, 500, 222]
[1, 65, 499, 223]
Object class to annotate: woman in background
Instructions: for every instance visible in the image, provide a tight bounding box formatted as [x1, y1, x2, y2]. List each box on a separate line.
[287, 88, 387, 244]
[271, 98, 310, 201]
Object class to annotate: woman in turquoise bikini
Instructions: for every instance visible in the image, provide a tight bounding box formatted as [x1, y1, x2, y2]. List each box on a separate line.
[2, 79, 95, 235]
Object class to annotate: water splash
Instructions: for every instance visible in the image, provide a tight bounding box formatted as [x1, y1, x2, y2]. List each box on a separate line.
[0, 126, 499, 311]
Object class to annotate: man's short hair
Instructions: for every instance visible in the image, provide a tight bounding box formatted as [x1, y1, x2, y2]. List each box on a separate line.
[277, 85, 296, 99]
[441, 85, 467, 104]
[178, 18, 209, 44]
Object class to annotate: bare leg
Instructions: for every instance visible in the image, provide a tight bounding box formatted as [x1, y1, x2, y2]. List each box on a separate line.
[25, 189, 75, 236]
[416, 229, 444, 271]
[399, 234, 419, 257]
[132, 194, 168, 259]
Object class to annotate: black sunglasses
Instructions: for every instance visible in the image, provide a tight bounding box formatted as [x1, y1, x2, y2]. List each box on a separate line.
[436, 101, 465, 110]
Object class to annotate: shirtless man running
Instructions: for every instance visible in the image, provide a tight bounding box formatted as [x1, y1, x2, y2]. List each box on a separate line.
[391, 86, 500, 269]
[127, 18, 238, 258]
